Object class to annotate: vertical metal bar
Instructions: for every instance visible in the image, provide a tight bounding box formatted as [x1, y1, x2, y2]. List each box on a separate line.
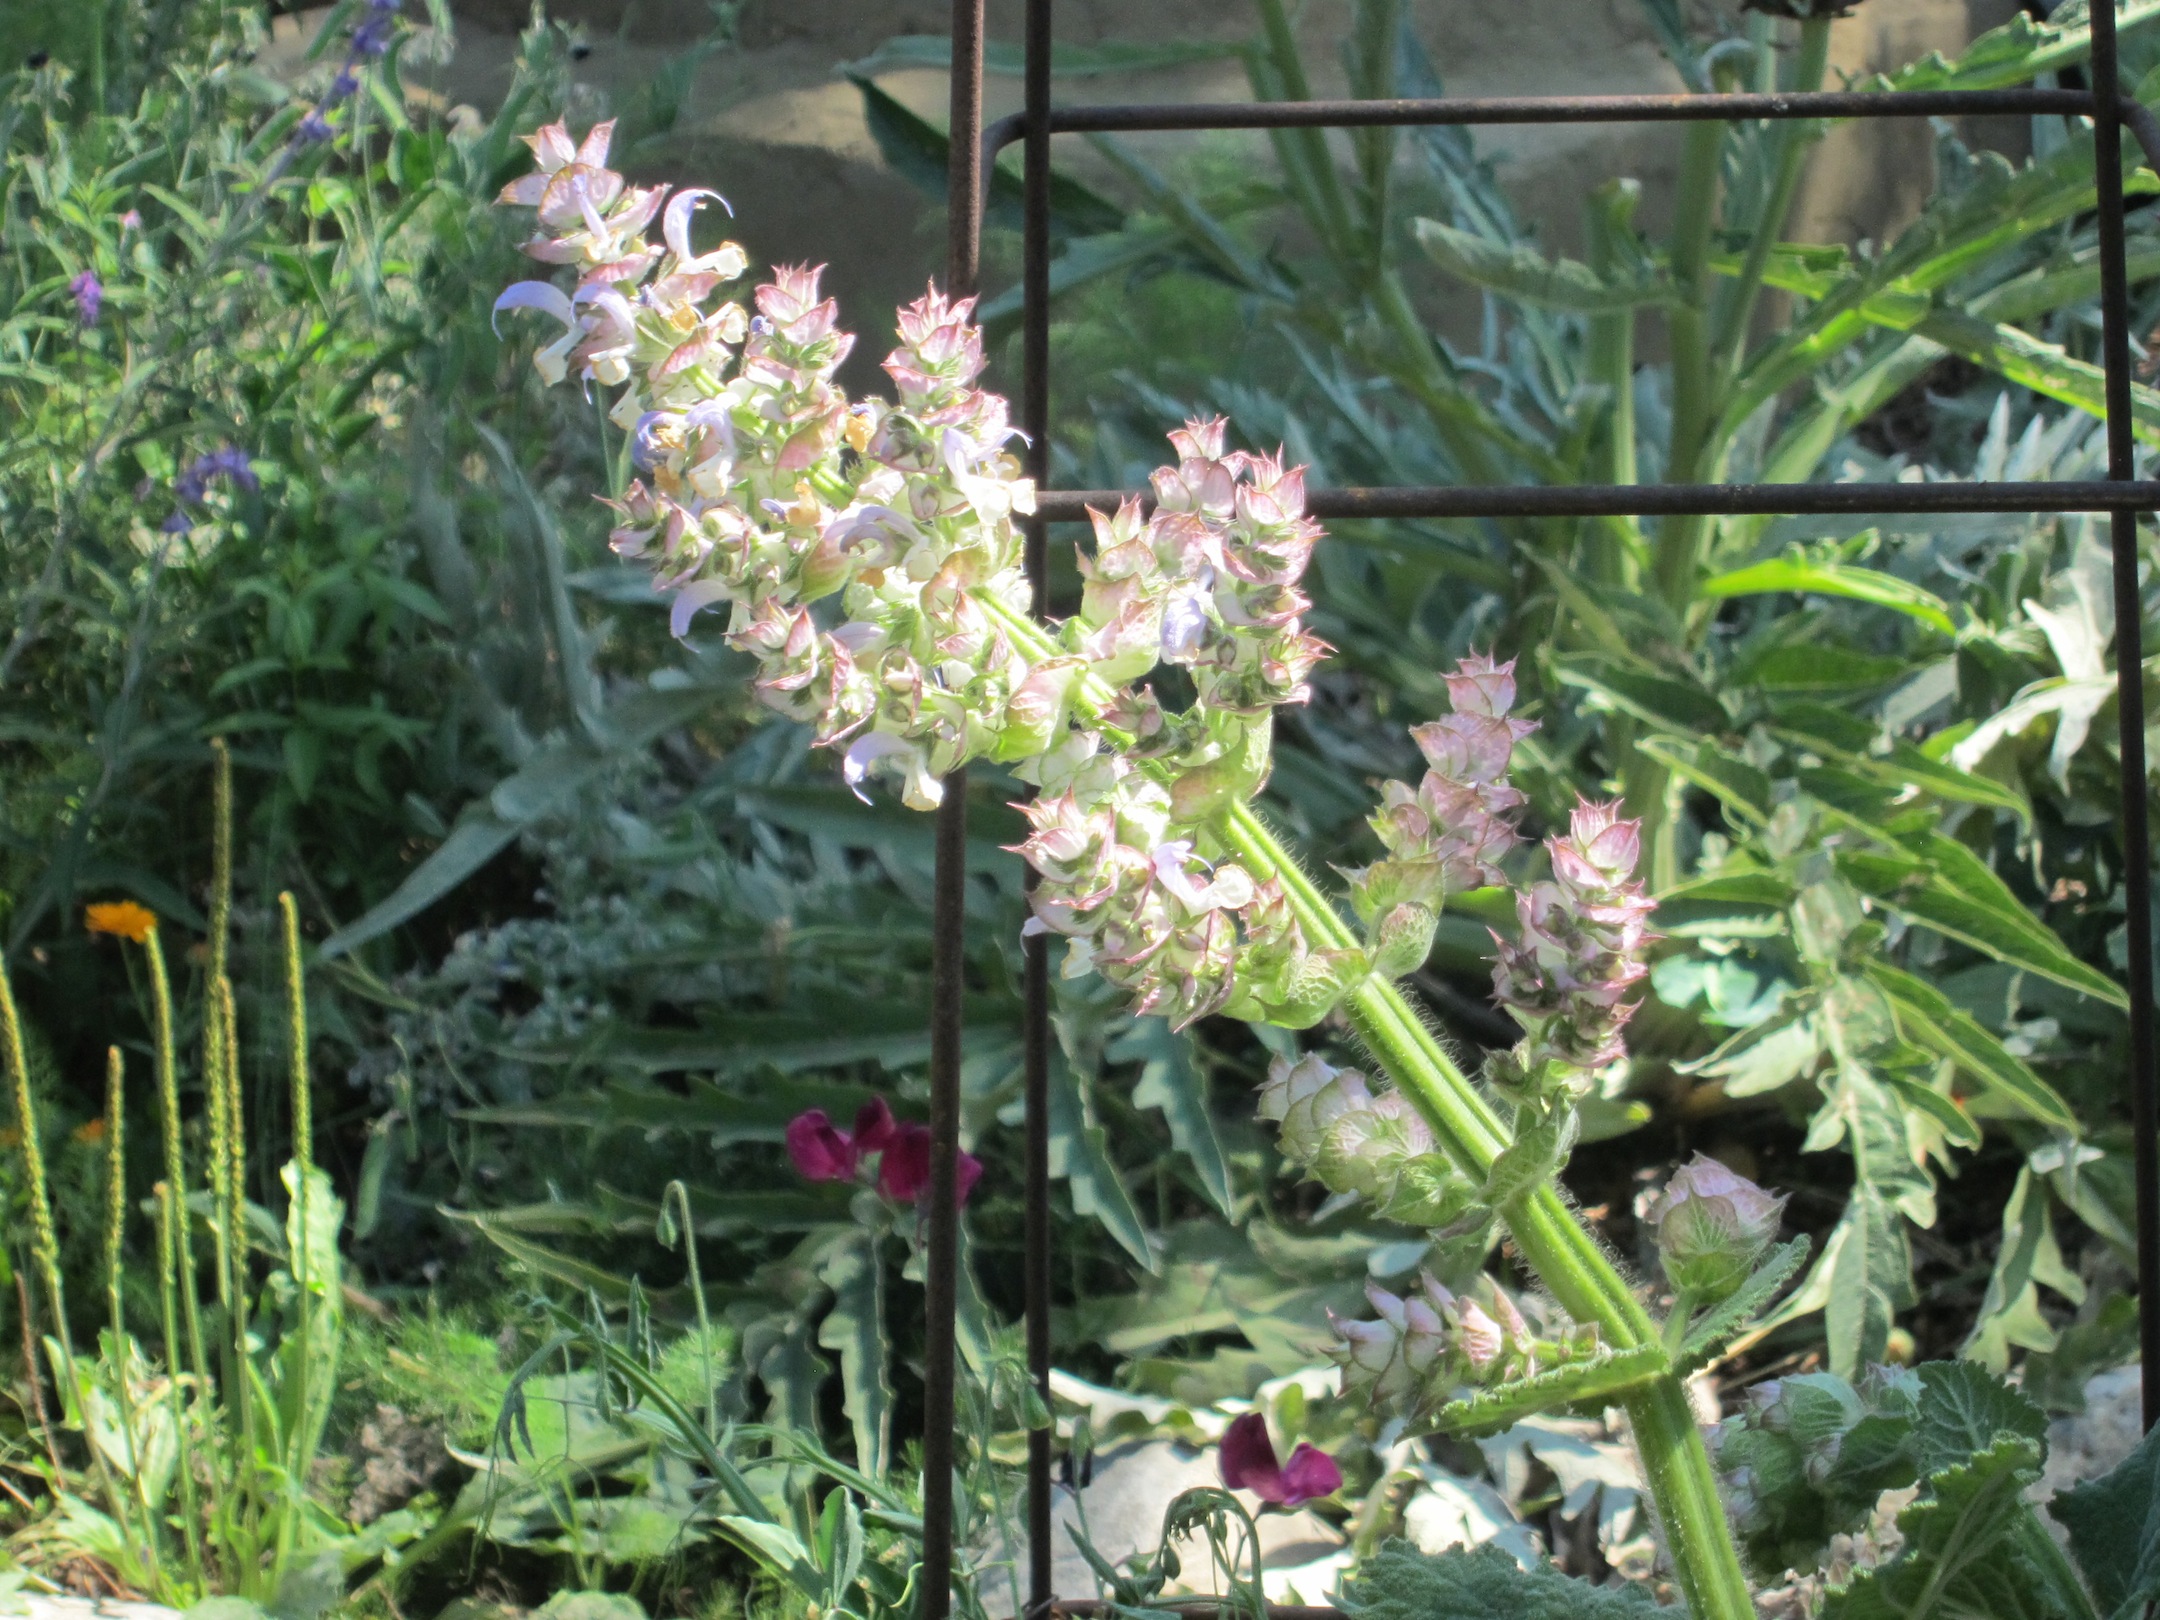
[923, 0, 987, 1610]
[1021, 0, 1056, 1613]
[2089, 0, 2160, 1435]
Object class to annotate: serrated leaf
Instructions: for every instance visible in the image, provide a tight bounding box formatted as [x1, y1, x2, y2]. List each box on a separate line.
[1340, 1540, 1664, 1620]
[1914, 1361, 2049, 1478]
[1867, 962, 2075, 1128]
[1823, 1438, 2086, 1620]
[816, 1229, 891, 1480]
[1635, 735, 1772, 826]
[1113, 1017, 1234, 1217]
[1678, 1236, 1812, 1373]
[1431, 1345, 1668, 1437]
[1412, 219, 1672, 313]
[1838, 845, 2128, 1008]
[1048, 1046, 1155, 1271]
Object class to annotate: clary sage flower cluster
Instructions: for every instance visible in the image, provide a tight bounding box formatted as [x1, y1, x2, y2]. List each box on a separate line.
[497, 119, 1790, 1611]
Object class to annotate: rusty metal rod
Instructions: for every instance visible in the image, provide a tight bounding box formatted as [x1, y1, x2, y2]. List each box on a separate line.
[1050, 1606, 1344, 1620]
[1027, 479, 2160, 523]
[2090, 0, 2160, 1438]
[923, 0, 987, 1612]
[1021, 0, 1056, 1612]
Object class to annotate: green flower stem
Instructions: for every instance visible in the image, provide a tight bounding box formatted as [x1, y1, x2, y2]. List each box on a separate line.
[979, 596, 1752, 1614]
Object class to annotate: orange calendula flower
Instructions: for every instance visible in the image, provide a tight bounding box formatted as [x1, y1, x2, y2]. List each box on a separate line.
[85, 901, 158, 943]
[72, 1118, 107, 1144]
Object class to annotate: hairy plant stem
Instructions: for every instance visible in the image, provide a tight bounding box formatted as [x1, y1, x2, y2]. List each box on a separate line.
[980, 596, 1753, 1615]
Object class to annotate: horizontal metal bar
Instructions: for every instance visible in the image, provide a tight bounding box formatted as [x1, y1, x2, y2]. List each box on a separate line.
[1031, 480, 2160, 522]
[982, 88, 2095, 156]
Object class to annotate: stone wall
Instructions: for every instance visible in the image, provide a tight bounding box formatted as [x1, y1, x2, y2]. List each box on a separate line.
[403, 0, 2027, 349]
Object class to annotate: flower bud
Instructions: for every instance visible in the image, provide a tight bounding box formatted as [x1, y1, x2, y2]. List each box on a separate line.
[1649, 1154, 1786, 1303]
[1368, 901, 1437, 981]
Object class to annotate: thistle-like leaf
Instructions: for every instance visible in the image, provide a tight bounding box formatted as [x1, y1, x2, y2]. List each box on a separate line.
[1429, 1344, 1668, 1438]
[1677, 1235, 1812, 1375]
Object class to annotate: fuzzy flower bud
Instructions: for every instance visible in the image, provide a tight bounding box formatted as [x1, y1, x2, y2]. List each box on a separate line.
[1649, 1154, 1786, 1303]
[1326, 1272, 1547, 1415]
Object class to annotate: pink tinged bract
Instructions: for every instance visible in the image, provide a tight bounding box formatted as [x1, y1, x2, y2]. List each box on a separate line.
[1217, 1412, 1342, 1508]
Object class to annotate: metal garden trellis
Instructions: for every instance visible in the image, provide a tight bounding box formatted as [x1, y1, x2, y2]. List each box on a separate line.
[910, 3, 2160, 1616]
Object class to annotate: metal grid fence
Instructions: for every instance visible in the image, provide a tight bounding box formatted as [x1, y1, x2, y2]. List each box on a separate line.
[910, 5, 2160, 1615]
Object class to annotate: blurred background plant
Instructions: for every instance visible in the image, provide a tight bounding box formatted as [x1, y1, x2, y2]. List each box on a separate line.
[8, 0, 2160, 1611]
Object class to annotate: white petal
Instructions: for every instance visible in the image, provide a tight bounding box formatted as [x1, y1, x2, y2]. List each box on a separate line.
[492, 281, 575, 338]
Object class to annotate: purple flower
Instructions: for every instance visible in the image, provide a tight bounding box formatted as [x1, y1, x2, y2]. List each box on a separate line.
[69, 270, 101, 328]
[785, 1098, 897, 1182]
[877, 1121, 984, 1208]
[295, 109, 335, 146]
[327, 69, 360, 104]
[352, 0, 400, 58]
[175, 448, 257, 504]
[1218, 1412, 1341, 1508]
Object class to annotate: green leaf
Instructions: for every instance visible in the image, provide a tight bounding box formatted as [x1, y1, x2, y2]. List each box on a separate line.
[1555, 659, 1729, 737]
[1339, 1540, 1664, 1620]
[1048, 1046, 1155, 1271]
[1679, 1236, 1812, 1374]
[1113, 1017, 1234, 1217]
[1916, 310, 2160, 449]
[1866, 963, 2075, 1128]
[1430, 1345, 1668, 1437]
[1635, 736, 1773, 827]
[1914, 1361, 2048, 1478]
[1885, 0, 2160, 92]
[1822, 1186, 1912, 1379]
[1770, 701, 2029, 819]
[319, 684, 720, 957]
[2053, 1415, 2160, 1617]
[1824, 1438, 2090, 1620]
[1701, 556, 1956, 634]
[1412, 219, 1672, 313]
[847, 75, 1124, 240]
[816, 1229, 891, 1480]
[1838, 845, 2128, 1008]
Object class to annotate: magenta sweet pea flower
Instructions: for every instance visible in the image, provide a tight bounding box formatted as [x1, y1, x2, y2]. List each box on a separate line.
[784, 1100, 979, 1207]
[878, 1121, 984, 1208]
[1218, 1411, 1341, 1508]
[787, 1097, 898, 1181]
[786, 1109, 856, 1181]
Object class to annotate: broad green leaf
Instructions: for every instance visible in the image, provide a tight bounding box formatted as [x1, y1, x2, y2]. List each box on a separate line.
[1113, 1017, 1234, 1217]
[1340, 1540, 1664, 1620]
[2053, 1416, 2160, 1617]
[1412, 219, 1672, 313]
[847, 75, 1124, 240]
[1772, 701, 2029, 819]
[1823, 1439, 2086, 1620]
[1866, 963, 2075, 1128]
[1961, 1172, 2076, 1373]
[1820, 1184, 1912, 1379]
[1914, 1360, 2049, 1477]
[281, 1161, 344, 1303]
[1681, 1009, 1823, 1098]
[1701, 557, 1955, 635]
[319, 684, 719, 957]
[816, 1229, 891, 1480]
